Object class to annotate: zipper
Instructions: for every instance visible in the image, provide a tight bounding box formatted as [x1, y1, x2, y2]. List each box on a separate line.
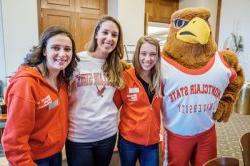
[146, 107, 152, 145]
[130, 69, 156, 145]
[134, 76, 153, 108]
[150, 95, 157, 111]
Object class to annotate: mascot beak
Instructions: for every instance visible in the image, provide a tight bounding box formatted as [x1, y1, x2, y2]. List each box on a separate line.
[176, 17, 210, 45]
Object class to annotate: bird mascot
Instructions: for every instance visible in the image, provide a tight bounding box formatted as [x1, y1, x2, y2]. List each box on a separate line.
[161, 7, 244, 166]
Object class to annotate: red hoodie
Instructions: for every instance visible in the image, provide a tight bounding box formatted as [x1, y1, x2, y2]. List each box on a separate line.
[114, 68, 162, 146]
[1, 66, 69, 166]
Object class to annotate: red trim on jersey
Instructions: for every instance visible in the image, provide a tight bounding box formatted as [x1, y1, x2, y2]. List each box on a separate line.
[218, 52, 237, 82]
[161, 52, 215, 75]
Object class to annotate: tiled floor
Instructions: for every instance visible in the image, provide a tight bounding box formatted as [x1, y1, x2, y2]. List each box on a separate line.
[216, 112, 250, 166]
[1, 112, 250, 166]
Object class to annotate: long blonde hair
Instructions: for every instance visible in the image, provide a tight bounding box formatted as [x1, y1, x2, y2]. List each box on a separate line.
[87, 15, 124, 88]
[133, 36, 161, 96]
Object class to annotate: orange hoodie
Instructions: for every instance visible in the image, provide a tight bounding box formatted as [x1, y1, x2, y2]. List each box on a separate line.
[114, 68, 162, 146]
[1, 66, 69, 166]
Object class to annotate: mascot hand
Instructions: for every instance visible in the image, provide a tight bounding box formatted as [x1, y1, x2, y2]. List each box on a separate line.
[213, 100, 234, 122]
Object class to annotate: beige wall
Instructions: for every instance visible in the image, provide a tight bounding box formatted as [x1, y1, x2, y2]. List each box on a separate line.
[118, 0, 145, 45]
[1, 0, 39, 83]
[0, 0, 6, 83]
[218, 0, 250, 80]
[108, 0, 145, 45]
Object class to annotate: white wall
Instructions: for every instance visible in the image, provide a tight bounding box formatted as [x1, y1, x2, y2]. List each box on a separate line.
[108, 0, 145, 45]
[179, 0, 217, 38]
[1, 0, 39, 81]
[0, 0, 6, 84]
[108, 0, 118, 17]
[218, 0, 250, 81]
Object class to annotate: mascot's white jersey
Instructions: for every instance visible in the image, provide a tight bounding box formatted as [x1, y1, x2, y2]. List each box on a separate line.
[161, 52, 236, 136]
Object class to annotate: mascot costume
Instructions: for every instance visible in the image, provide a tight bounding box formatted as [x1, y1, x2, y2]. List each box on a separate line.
[161, 7, 244, 166]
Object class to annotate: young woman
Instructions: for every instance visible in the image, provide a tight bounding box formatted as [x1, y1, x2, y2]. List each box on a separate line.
[66, 15, 125, 166]
[113, 36, 162, 166]
[1, 26, 79, 166]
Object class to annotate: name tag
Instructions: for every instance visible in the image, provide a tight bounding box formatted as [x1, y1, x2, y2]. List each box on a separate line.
[129, 87, 139, 94]
[48, 99, 59, 110]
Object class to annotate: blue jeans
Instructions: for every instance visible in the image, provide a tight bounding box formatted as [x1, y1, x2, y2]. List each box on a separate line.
[65, 134, 117, 166]
[34, 152, 62, 166]
[118, 135, 159, 166]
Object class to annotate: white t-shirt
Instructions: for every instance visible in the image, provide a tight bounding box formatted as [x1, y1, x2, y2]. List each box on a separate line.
[68, 51, 118, 142]
[161, 52, 235, 136]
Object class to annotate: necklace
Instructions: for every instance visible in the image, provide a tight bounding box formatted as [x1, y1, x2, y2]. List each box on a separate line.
[95, 84, 106, 97]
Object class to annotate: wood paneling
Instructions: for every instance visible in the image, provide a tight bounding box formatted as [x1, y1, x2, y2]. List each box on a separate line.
[41, 0, 75, 11]
[39, 0, 107, 52]
[41, 9, 75, 33]
[75, 13, 99, 51]
[145, 0, 178, 23]
[76, 0, 105, 14]
[145, 0, 154, 21]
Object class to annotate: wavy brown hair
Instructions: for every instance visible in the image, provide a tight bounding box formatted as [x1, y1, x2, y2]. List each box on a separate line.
[133, 36, 161, 96]
[23, 26, 79, 82]
[87, 15, 124, 88]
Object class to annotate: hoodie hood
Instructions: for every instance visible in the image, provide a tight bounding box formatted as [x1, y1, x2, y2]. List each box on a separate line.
[9, 66, 44, 84]
[5, 66, 47, 105]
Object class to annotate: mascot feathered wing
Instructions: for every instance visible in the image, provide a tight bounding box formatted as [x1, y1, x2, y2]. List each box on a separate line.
[162, 7, 244, 122]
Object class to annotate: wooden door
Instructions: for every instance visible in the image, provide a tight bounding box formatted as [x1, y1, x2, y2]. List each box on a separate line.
[75, 13, 99, 51]
[145, 0, 178, 23]
[39, 0, 107, 52]
[40, 9, 75, 35]
[74, 0, 106, 51]
[158, 0, 178, 23]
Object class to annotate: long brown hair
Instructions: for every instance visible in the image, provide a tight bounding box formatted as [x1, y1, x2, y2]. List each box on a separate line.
[87, 15, 124, 88]
[133, 36, 161, 96]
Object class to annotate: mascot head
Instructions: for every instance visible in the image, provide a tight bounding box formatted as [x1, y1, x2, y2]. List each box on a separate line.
[162, 7, 217, 68]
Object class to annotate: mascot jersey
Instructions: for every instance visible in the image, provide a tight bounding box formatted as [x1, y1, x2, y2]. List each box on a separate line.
[161, 52, 236, 136]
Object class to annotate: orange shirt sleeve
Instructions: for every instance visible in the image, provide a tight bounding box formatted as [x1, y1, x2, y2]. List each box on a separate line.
[113, 89, 123, 109]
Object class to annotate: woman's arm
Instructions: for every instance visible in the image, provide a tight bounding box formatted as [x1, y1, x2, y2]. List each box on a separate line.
[2, 85, 36, 166]
[113, 89, 123, 109]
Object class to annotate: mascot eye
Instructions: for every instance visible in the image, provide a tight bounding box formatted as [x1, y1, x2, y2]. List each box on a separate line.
[173, 18, 189, 29]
